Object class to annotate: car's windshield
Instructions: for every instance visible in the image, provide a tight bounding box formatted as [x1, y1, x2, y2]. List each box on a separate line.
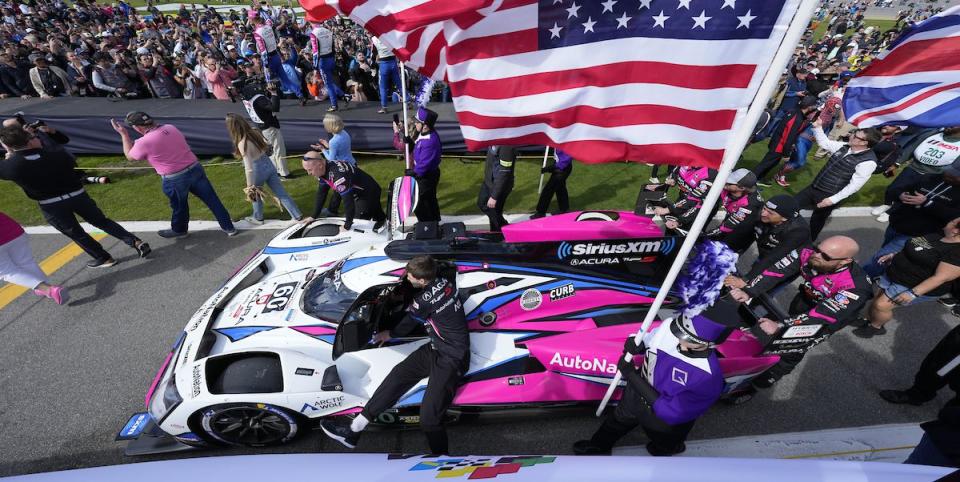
[301, 261, 359, 323]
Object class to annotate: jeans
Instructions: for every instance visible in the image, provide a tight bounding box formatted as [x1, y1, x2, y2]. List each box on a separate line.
[378, 59, 401, 108]
[264, 51, 303, 99]
[39, 192, 139, 262]
[786, 136, 814, 170]
[251, 157, 302, 221]
[863, 227, 911, 278]
[316, 55, 344, 108]
[160, 164, 235, 234]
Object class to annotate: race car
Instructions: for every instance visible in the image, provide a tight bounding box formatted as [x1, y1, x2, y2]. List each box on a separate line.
[144, 184, 793, 448]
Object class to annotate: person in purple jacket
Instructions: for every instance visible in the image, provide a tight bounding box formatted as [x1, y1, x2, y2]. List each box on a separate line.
[531, 148, 574, 219]
[398, 107, 442, 222]
[573, 300, 739, 456]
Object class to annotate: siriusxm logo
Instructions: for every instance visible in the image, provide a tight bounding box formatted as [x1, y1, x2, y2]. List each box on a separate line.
[557, 239, 676, 260]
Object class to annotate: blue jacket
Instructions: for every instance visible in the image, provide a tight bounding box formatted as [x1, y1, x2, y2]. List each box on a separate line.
[322, 131, 357, 164]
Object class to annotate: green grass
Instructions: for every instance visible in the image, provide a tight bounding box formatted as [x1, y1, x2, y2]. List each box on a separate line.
[0, 143, 888, 226]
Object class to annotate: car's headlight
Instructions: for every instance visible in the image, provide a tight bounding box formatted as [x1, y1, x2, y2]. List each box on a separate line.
[148, 373, 183, 423]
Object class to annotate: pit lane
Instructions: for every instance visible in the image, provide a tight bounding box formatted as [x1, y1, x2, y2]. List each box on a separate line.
[0, 218, 953, 476]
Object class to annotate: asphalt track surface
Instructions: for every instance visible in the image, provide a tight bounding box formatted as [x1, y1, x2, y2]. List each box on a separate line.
[0, 216, 956, 476]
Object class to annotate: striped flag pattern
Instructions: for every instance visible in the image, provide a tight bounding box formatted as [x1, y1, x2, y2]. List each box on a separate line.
[301, 0, 803, 166]
[844, 6, 960, 128]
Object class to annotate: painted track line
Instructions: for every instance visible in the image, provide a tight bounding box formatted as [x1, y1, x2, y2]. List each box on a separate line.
[0, 234, 107, 310]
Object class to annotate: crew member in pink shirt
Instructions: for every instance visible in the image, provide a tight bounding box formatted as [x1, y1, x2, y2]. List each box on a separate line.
[0, 212, 68, 305]
[111, 112, 237, 238]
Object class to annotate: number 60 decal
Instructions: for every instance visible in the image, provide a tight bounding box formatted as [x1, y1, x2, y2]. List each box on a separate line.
[262, 282, 299, 313]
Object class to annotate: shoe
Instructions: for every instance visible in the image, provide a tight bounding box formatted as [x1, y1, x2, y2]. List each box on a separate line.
[243, 216, 265, 226]
[722, 386, 756, 405]
[225, 229, 239, 237]
[648, 177, 660, 184]
[879, 389, 932, 406]
[756, 181, 772, 188]
[851, 317, 870, 327]
[871, 205, 892, 216]
[876, 213, 890, 223]
[327, 106, 338, 112]
[572, 440, 612, 456]
[319, 208, 335, 218]
[372, 219, 385, 233]
[646, 442, 685, 456]
[300, 97, 309, 107]
[134, 241, 151, 258]
[529, 212, 546, 220]
[775, 175, 790, 187]
[342, 93, 352, 107]
[35, 285, 69, 305]
[939, 295, 959, 308]
[157, 229, 188, 239]
[279, 175, 293, 182]
[377, 107, 388, 114]
[320, 419, 360, 449]
[852, 323, 887, 338]
[87, 258, 118, 268]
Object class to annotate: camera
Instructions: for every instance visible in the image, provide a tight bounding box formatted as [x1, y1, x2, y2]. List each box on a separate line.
[14, 111, 45, 129]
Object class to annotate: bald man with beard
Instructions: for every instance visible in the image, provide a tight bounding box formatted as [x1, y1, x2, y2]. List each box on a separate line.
[729, 235, 873, 394]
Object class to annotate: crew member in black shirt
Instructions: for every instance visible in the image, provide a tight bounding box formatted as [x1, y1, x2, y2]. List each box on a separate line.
[725, 195, 811, 291]
[477, 145, 516, 232]
[0, 126, 149, 268]
[302, 151, 385, 232]
[320, 255, 469, 455]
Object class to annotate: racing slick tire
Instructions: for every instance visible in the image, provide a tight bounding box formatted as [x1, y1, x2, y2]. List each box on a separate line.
[196, 403, 302, 447]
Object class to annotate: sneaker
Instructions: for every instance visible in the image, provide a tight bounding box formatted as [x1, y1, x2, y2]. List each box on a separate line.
[648, 177, 660, 184]
[939, 295, 959, 308]
[243, 216, 265, 226]
[34, 285, 69, 305]
[372, 219, 385, 233]
[879, 389, 932, 406]
[756, 181, 772, 188]
[134, 241, 151, 258]
[157, 229, 188, 239]
[646, 442, 686, 457]
[529, 212, 546, 220]
[876, 213, 890, 223]
[871, 205, 891, 216]
[320, 418, 360, 449]
[342, 93, 352, 107]
[225, 229, 240, 237]
[572, 440, 611, 456]
[852, 323, 887, 338]
[851, 317, 870, 327]
[279, 175, 293, 182]
[377, 107, 388, 114]
[300, 97, 309, 107]
[775, 175, 790, 187]
[326, 106, 338, 112]
[87, 258, 118, 268]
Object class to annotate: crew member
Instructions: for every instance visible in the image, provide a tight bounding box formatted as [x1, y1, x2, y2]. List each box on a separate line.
[705, 168, 763, 254]
[651, 165, 719, 233]
[573, 301, 740, 456]
[725, 194, 811, 291]
[321, 255, 469, 455]
[477, 145, 516, 232]
[396, 107, 442, 223]
[373, 36, 401, 114]
[310, 21, 349, 112]
[0, 125, 149, 268]
[729, 236, 873, 392]
[532, 148, 573, 219]
[302, 151, 385, 232]
[250, 14, 305, 105]
[239, 78, 290, 179]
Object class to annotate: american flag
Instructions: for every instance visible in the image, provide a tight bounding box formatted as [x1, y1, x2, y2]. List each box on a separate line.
[843, 6, 960, 128]
[301, 0, 804, 166]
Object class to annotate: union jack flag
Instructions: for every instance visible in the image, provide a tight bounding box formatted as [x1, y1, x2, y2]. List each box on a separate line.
[300, 0, 806, 166]
[843, 6, 960, 128]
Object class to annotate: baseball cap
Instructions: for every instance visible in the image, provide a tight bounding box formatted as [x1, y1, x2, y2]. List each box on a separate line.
[125, 111, 154, 126]
[944, 159, 960, 178]
[135, 47, 150, 56]
[726, 168, 757, 189]
[765, 194, 800, 219]
[810, 68, 821, 76]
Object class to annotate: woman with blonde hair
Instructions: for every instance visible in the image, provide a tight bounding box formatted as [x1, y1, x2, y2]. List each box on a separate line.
[309, 112, 355, 216]
[225, 113, 303, 224]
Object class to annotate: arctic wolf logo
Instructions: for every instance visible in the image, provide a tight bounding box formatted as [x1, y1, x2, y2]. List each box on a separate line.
[557, 239, 676, 260]
[402, 455, 556, 479]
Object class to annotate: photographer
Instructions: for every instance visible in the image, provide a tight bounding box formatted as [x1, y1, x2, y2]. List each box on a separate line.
[172, 55, 204, 99]
[137, 51, 181, 99]
[28, 54, 72, 98]
[204, 55, 238, 101]
[0, 125, 149, 268]
[238, 75, 290, 178]
[91, 53, 136, 98]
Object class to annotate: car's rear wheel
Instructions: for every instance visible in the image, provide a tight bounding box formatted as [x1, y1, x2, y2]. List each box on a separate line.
[198, 403, 300, 447]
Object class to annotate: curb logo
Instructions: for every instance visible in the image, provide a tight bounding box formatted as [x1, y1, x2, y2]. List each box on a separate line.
[404, 456, 556, 479]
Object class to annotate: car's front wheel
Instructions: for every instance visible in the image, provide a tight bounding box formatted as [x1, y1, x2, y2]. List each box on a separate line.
[198, 403, 300, 447]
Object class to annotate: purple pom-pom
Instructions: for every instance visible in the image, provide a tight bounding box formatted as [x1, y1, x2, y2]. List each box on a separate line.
[676, 240, 739, 317]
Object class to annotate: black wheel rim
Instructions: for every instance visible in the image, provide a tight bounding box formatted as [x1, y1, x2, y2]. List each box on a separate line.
[209, 407, 292, 445]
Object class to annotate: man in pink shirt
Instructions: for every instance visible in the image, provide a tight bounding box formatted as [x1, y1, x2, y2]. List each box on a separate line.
[203, 56, 238, 101]
[111, 111, 237, 238]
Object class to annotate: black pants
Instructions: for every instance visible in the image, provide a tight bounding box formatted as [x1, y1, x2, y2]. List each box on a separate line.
[477, 181, 512, 232]
[355, 187, 387, 224]
[327, 191, 342, 215]
[795, 186, 837, 240]
[752, 150, 786, 181]
[360, 344, 467, 454]
[906, 324, 960, 401]
[414, 170, 441, 223]
[39, 192, 139, 262]
[589, 382, 695, 454]
[535, 165, 571, 215]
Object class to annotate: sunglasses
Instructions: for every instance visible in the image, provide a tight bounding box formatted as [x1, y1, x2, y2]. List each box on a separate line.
[813, 246, 845, 262]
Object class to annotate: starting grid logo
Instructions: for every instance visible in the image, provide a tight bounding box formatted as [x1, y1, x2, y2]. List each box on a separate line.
[399, 455, 556, 479]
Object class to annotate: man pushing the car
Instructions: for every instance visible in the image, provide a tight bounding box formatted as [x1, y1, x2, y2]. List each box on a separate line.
[321, 255, 469, 454]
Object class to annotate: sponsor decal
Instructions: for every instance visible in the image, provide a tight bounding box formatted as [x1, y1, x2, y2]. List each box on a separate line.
[310, 236, 351, 246]
[300, 395, 345, 413]
[289, 253, 309, 262]
[557, 239, 676, 262]
[402, 455, 555, 479]
[507, 376, 524, 386]
[781, 324, 822, 339]
[839, 290, 860, 301]
[479, 312, 497, 327]
[519, 289, 542, 311]
[262, 282, 298, 313]
[179, 343, 193, 367]
[422, 278, 449, 301]
[671, 367, 688, 386]
[295, 367, 315, 376]
[549, 352, 617, 374]
[486, 280, 497, 290]
[115, 412, 151, 441]
[192, 364, 203, 398]
[548, 283, 575, 301]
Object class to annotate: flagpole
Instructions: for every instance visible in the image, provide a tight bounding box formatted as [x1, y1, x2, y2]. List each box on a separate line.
[595, 0, 820, 417]
[400, 61, 412, 170]
[538, 146, 551, 194]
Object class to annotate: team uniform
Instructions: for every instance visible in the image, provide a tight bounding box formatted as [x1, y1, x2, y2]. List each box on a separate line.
[310, 24, 347, 110]
[254, 21, 303, 99]
[477, 145, 517, 232]
[534, 149, 573, 217]
[663, 166, 719, 232]
[312, 161, 385, 230]
[706, 189, 764, 253]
